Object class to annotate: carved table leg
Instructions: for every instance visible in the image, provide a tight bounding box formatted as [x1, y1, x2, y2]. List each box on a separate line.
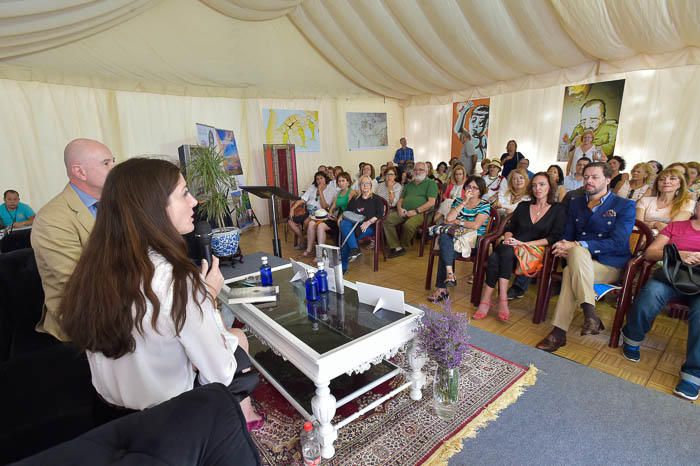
[311, 380, 337, 459]
[407, 337, 426, 401]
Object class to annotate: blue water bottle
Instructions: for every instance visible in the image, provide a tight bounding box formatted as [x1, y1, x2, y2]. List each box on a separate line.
[260, 256, 273, 286]
[316, 261, 329, 294]
[305, 271, 319, 302]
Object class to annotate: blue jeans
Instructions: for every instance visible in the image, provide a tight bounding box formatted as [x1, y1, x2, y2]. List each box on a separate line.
[512, 275, 531, 292]
[622, 279, 700, 385]
[435, 233, 458, 288]
[340, 219, 375, 272]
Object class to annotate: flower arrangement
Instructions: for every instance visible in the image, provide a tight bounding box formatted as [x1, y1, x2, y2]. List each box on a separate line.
[415, 299, 470, 369]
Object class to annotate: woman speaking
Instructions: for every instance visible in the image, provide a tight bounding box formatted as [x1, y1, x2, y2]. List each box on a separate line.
[59, 158, 263, 429]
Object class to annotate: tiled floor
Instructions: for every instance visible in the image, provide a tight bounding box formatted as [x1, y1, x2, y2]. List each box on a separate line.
[238, 225, 695, 403]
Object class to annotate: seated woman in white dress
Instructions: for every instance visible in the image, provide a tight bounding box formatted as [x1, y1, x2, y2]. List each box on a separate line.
[59, 158, 263, 429]
[616, 162, 654, 201]
[351, 163, 379, 193]
[636, 168, 696, 234]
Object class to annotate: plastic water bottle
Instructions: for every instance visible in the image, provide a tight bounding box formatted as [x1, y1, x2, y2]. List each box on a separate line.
[316, 261, 329, 293]
[305, 271, 319, 302]
[260, 256, 273, 286]
[300, 421, 321, 466]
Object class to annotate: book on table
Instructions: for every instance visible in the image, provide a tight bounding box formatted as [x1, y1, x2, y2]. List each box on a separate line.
[224, 285, 279, 304]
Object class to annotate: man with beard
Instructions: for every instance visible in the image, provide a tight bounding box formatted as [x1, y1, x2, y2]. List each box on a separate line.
[384, 162, 438, 258]
[536, 162, 635, 352]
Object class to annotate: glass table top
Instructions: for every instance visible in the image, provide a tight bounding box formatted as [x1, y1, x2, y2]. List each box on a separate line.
[222, 266, 416, 356]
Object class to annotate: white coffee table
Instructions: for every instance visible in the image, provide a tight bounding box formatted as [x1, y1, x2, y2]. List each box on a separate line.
[219, 264, 425, 459]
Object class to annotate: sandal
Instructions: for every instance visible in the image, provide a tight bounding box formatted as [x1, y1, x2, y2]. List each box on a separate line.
[428, 290, 449, 303]
[473, 301, 491, 320]
[497, 300, 510, 322]
[445, 272, 457, 288]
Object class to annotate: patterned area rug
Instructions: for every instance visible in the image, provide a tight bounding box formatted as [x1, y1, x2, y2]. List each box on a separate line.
[250, 345, 537, 465]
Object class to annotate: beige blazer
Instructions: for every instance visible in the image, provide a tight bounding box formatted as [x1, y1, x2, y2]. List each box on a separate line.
[31, 184, 95, 341]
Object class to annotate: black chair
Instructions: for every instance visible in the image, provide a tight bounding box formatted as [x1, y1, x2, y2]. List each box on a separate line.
[14, 383, 262, 466]
[0, 227, 32, 253]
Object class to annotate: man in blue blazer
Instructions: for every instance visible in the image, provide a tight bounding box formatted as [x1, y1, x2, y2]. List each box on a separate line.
[537, 162, 636, 352]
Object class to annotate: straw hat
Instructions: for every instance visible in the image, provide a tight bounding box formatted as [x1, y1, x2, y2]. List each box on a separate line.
[487, 159, 502, 170]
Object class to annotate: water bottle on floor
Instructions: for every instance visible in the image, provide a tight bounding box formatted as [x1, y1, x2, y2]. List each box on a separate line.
[300, 421, 321, 465]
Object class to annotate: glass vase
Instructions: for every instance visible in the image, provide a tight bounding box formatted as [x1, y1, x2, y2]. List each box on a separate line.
[432, 364, 460, 420]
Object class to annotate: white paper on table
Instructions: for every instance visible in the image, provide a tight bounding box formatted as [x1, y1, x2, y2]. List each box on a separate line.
[289, 259, 316, 283]
[356, 282, 405, 314]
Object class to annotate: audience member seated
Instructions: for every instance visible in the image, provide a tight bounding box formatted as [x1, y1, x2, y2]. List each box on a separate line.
[479, 158, 490, 177]
[339, 175, 384, 272]
[497, 168, 531, 215]
[376, 164, 387, 183]
[435, 161, 450, 184]
[566, 129, 602, 175]
[426, 161, 436, 180]
[288, 171, 336, 251]
[621, 201, 700, 400]
[482, 159, 504, 203]
[0, 189, 35, 228]
[427, 176, 490, 303]
[519, 158, 535, 179]
[536, 162, 635, 352]
[647, 160, 663, 176]
[636, 168, 695, 234]
[351, 163, 379, 193]
[434, 163, 467, 224]
[311, 172, 355, 255]
[375, 167, 402, 208]
[546, 165, 567, 202]
[616, 162, 654, 201]
[400, 160, 416, 185]
[475, 173, 566, 320]
[563, 156, 591, 192]
[608, 155, 628, 192]
[59, 158, 263, 429]
[384, 162, 438, 258]
[31, 138, 115, 342]
[667, 162, 688, 181]
[500, 139, 525, 179]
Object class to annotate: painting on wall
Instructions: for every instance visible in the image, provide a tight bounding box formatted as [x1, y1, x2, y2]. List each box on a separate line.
[262, 109, 320, 152]
[451, 98, 490, 163]
[346, 112, 388, 150]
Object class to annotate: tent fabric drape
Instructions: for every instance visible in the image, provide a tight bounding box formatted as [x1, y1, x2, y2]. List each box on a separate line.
[1, 1, 698, 101]
[0, 0, 159, 59]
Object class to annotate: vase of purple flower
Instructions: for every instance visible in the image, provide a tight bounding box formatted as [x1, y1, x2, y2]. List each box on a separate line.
[415, 299, 470, 420]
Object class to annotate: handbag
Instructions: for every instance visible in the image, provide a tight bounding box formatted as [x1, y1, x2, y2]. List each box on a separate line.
[514, 243, 544, 277]
[653, 243, 700, 296]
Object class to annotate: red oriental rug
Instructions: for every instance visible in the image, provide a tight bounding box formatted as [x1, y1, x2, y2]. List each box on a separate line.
[250, 346, 537, 465]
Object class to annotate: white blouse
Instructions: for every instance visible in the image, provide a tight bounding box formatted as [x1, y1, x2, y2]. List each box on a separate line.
[87, 251, 239, 410]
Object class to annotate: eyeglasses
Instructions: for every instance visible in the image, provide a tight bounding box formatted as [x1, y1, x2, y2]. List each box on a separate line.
[360, 182, 372, 186]
[386, 173, 396, 176]
[465, 185, 479, 190]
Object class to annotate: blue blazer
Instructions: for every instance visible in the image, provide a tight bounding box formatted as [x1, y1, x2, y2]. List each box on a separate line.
[563, 193, 636, 269]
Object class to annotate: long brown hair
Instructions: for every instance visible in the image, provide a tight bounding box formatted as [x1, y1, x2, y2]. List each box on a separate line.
[60, 158, 208, 358]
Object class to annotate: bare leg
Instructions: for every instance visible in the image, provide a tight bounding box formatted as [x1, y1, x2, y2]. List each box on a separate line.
[305, 220, 317, 254]
[287, 219, 302, 245]
[497, 278, 510, 321]
[317, 222, 330, 245]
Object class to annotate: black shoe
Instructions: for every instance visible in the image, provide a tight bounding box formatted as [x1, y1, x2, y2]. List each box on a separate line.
[507, 287, 525, 300]
[348, 248, 362, 262]
[388, 248, 406, 259]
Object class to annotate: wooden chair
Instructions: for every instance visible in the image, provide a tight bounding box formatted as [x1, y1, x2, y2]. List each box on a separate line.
[468, 213, 515, 306]
[424, 207, 502, 290]
[357, 197, 389, 272]
[532, 221, 654, 339]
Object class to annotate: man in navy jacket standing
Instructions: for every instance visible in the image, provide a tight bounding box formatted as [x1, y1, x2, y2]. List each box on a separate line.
[537, 162, 635, 352]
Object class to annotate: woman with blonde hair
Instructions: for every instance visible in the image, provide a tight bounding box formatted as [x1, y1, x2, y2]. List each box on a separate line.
[497, 168, 531, 215]
[636, 168, 696, 233]
[617, 162, 654, 201]
[434, 163, 467, 223]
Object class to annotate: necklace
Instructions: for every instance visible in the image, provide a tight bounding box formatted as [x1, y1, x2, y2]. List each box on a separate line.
[532, 203, 550, 218]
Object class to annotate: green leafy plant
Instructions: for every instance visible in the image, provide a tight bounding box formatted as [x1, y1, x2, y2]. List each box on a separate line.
[185, 145, 236, 230]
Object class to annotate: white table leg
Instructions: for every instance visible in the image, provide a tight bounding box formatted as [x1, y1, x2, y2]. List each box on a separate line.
[311, 380, 337, 459]
[407, 338, 426, 400]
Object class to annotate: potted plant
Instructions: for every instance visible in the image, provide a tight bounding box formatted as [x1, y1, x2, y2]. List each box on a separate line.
[415, 299, 470, 420]
[185, 145, 240, 258]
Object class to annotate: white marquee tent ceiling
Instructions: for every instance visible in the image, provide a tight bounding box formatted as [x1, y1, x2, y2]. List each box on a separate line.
[0, 0, 698, 102]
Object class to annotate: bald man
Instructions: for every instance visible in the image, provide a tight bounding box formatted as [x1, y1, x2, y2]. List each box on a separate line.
[31, 138, 115, 341]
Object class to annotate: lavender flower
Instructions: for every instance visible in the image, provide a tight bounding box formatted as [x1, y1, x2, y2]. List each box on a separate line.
[415, 299, 470, 369]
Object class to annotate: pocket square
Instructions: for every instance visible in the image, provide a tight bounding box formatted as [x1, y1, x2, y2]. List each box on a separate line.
[603, 209, 617, 217]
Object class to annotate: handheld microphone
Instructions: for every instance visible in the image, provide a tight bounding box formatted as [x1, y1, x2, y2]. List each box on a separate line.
[194, 221, 213, 268]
